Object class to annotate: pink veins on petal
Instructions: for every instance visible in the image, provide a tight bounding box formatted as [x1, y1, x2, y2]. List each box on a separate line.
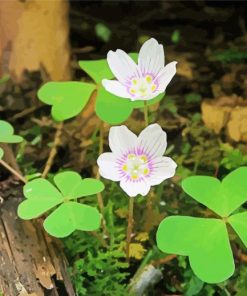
[126, 73, 158, 100]
[116, 146, 154, 183]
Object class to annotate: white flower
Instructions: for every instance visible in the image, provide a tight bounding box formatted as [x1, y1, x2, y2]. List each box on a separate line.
[97, 124, 177, 197]
[102, 38, 177, 101]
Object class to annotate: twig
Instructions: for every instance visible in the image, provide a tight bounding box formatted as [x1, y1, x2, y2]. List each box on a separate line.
[72, 46, 95, 54]
[151, 254, 177, 267]
[0, 144, 22, 173]
[0, 159, 27, 184]
[126, 196, 134, 263]
[12, 106, 39, 120]
[42, 122, 63, 178]
[143, 100, 149, 127]
[214, 163, 219, 177]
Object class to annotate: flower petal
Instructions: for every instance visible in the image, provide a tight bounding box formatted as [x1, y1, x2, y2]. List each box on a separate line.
[97, 152, 121, 181]
[148, 156, 177, 186]
[137, 124, 167, 158]
[102, 79, 131, 98]
[131, 91, 162, 101]
[109, 125, 137, 155]
[138, 38, 164, 77]
[155, 61, 177, 92]
[107, 49, 138, 84]
[120, 179, 151, 197]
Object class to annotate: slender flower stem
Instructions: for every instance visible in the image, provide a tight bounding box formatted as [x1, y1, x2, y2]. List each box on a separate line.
[126, 196, 134, 263]
[96, 121, 110, 242]
[42, 122, 63, 178]
[125, 100, 148, 261]
[96, 122, 105, 212]
[0, 159, 27, 184]
[142, 101, 151, 256]
[143, 100, 149, 127]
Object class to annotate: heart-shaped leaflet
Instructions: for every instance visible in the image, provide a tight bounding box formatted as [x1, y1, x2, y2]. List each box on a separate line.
[157, 216, 234, 283]
[18, 171, 104, 237]
[37, 81, 96, 121]
[43, 202, 100, 237]
[0, 120, 23, 143]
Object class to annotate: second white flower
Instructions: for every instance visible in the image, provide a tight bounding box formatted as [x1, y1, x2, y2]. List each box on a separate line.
[97, 123, 177, 197]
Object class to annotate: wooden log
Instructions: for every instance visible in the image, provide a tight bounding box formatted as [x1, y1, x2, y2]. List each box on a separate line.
[0, 187, 75, 296]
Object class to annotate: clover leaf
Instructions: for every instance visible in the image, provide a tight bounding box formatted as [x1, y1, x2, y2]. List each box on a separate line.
[156, 167, 247, 283]
[0, 120, 23, 143]
[18, 171, 104, 237]
[37, 81, 96, 121]
[181, 167, 247, 217]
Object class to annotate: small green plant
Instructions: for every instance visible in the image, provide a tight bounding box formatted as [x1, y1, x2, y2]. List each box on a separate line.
[95, 22, 112, 42]
[171, 29, 180, 44]
[11, 38, 177, 253]
[18, 171, 104, 237]
[65, 230, 129, 296]
[220, 143, 247, 170]
[157, 167, 247, 283]
[4, 35, 246, 293]
[210, 48, 247, 64]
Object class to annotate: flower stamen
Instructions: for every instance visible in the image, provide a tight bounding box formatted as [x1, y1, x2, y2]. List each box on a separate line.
[122, 164, 128, 171]
[143, 168, 150, 175]
[145, 75, 152, 83]
[121, 153, 150, 181]
[128, 75, 158, 99]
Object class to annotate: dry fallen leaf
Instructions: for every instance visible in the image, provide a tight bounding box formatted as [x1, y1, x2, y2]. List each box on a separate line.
[201, 95, 247, 142]
[227, 106, 247, 142]
[201, 96, 232, 134]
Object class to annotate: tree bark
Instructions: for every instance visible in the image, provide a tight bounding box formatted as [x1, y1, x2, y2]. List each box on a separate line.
[0, 0, 71, 81]
[0, 186, 75, 296]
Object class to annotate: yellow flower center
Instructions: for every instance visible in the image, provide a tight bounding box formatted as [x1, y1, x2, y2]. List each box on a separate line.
[122, 153, 150, 180]
[129, 75, 157, 98]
